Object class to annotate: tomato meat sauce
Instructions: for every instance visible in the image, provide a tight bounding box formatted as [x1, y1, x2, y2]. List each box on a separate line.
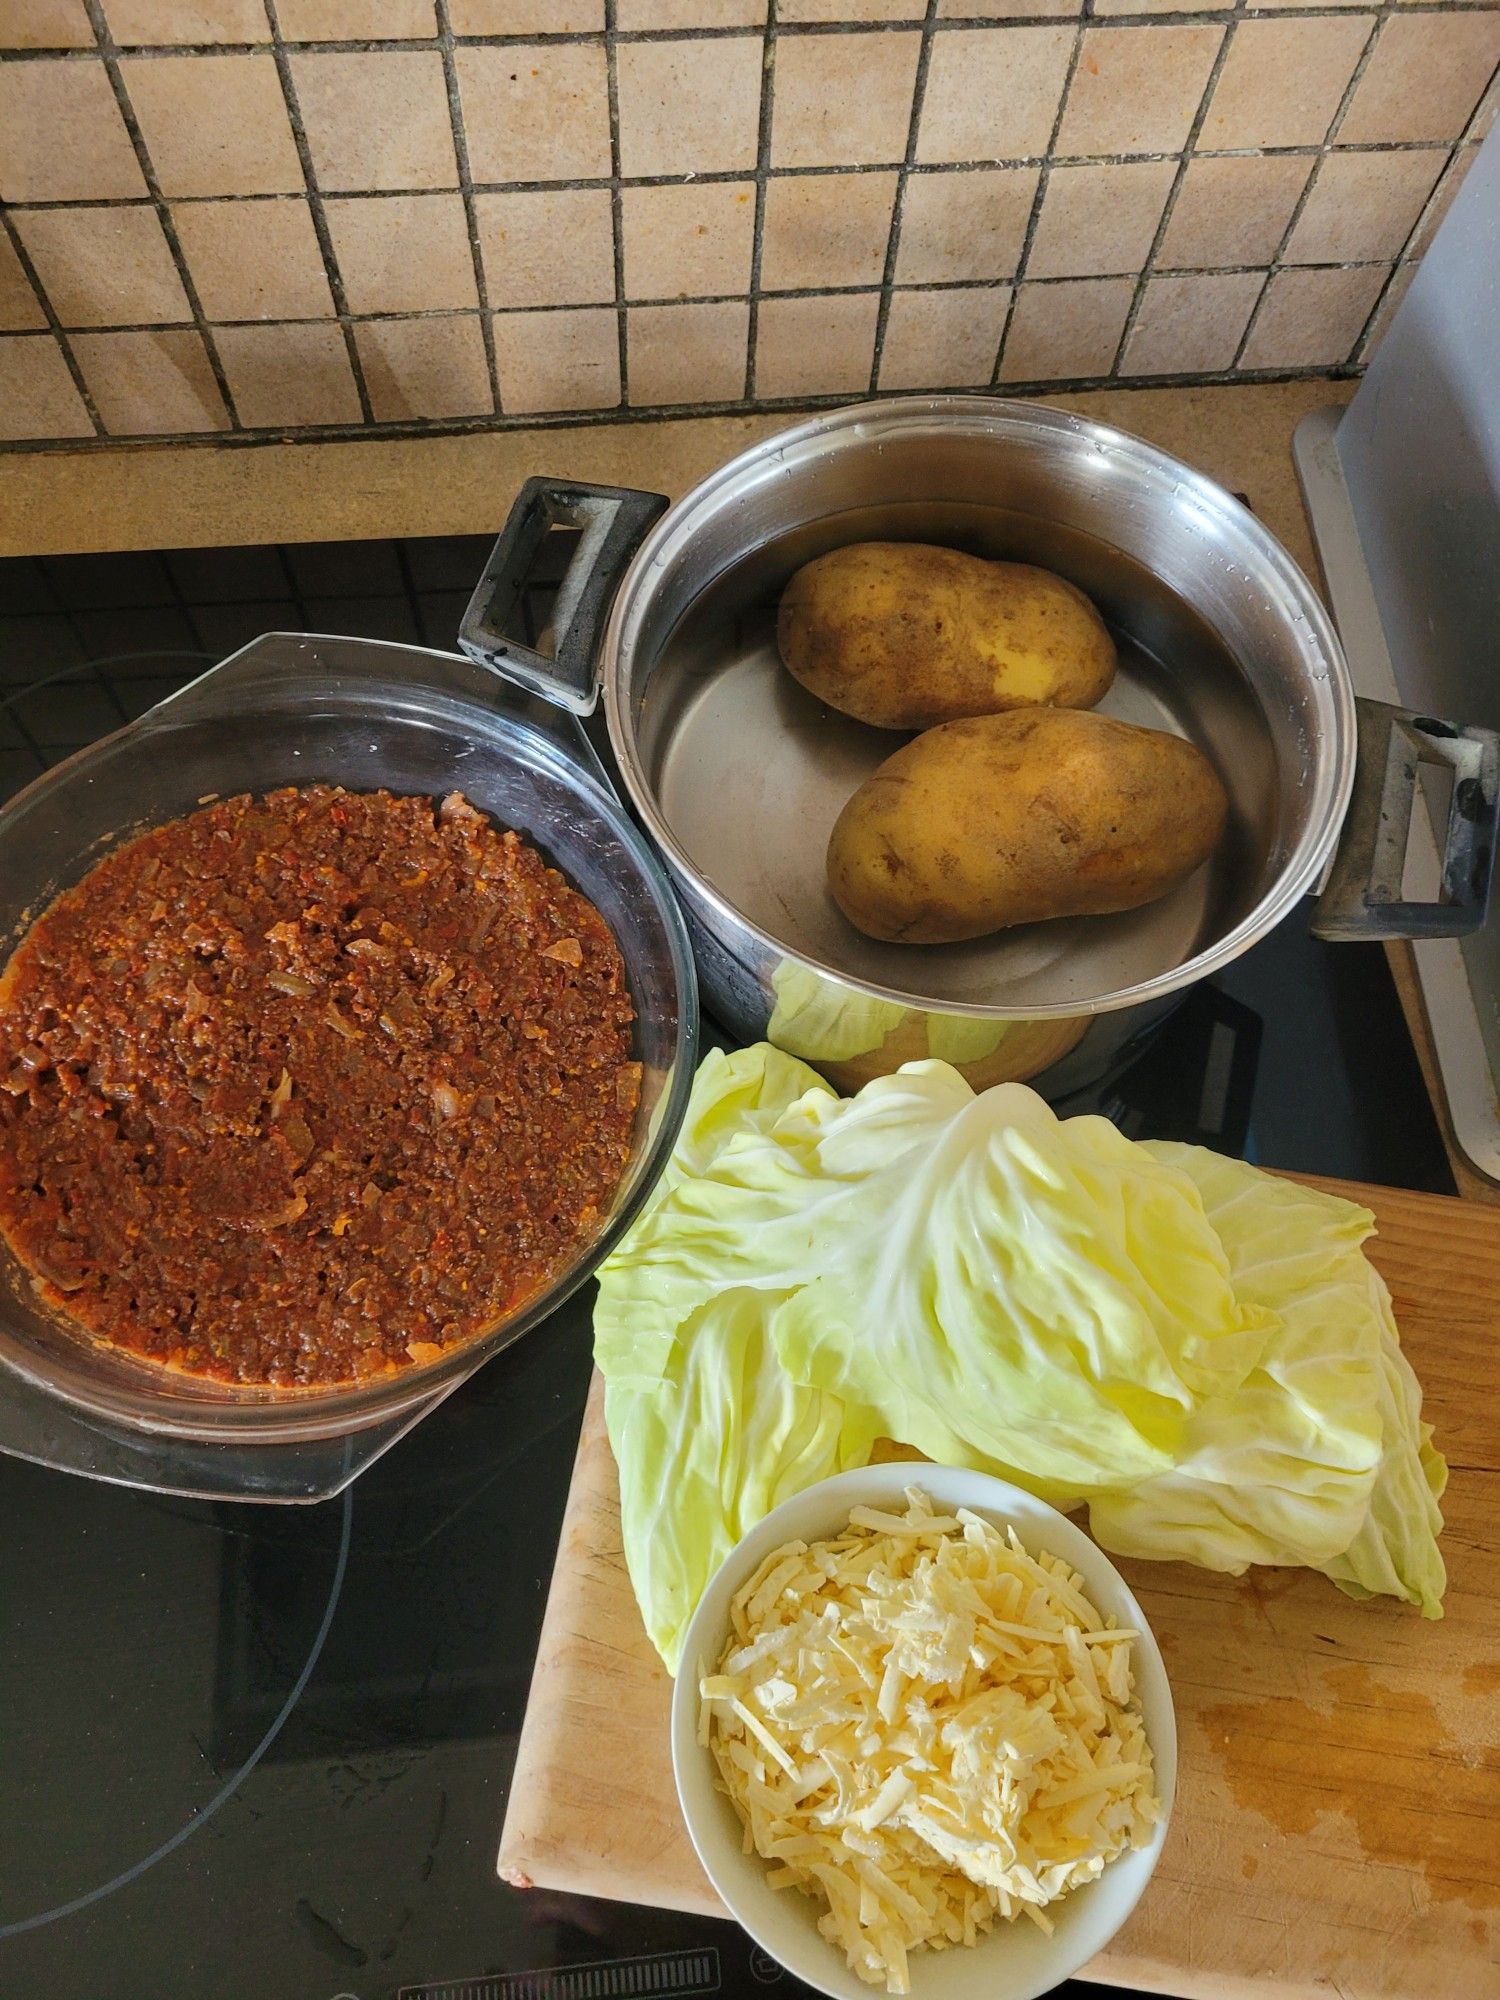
[0, 786, 641, 1389]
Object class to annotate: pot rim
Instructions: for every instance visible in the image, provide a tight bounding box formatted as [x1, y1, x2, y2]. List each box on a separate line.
[600, 394, 1357, 1022]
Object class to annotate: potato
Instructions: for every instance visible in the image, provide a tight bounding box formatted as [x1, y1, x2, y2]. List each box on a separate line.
[826, 708, 1228, 944]
[778, 542, 1115, 729]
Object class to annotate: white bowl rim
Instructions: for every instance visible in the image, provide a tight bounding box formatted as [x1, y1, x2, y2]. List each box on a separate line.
[670, 1461, 1177, 2000]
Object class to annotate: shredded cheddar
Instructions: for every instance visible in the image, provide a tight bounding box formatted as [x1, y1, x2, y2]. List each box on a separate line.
[700, 1488, 1160, 1993]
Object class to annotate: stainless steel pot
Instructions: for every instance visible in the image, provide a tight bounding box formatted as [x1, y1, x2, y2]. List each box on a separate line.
[460, 397, 1499, 1095]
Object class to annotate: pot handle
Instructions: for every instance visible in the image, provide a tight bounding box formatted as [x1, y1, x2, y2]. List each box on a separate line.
[457, 476, 669, 715]
[1310, 696, 1500, 941]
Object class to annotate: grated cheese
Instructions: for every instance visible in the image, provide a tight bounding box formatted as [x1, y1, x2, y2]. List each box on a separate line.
[701, 1488, 1160, 1993]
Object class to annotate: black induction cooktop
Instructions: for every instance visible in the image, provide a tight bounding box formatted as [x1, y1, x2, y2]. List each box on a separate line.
[0, 536, 1453, 2000]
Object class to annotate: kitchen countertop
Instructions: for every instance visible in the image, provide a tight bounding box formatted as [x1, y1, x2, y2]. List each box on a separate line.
[0, 381, 1347, 581]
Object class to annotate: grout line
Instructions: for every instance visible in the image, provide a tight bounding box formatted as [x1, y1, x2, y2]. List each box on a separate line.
[2, 4, 1484, 61]
[603, 0, 630, 412]
[0, 360, 1366, 458]
[78, 0, 242, 432]
[1109, 15, 1235, 376]
[990, 13, 1090, 386]
[17, 255, 1413, 338]
[263, 0, 375, 426]
[434, 1, 502, 419]
[868, 0, 941, 398]
[0, 137, 1462, 214]
[744, 4, 779, 403]
[1351, 49, 1500, 361]
[0, 210, 106, 438]
[1230, 5, 1385, 370]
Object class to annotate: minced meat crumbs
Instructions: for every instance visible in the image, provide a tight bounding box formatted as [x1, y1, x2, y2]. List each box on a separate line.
[0, 786, 641, 1388]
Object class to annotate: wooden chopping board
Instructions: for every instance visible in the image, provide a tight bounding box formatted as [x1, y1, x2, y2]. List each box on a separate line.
[498, 1174, 1500, 2000]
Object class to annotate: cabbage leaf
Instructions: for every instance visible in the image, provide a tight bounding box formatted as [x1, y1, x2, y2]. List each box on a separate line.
[595, 1050, 1447, 1670]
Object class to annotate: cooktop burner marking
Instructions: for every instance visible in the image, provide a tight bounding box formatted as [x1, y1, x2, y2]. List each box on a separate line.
[0, 1479, 353, 1941]
[400, 1948, 723, 2000]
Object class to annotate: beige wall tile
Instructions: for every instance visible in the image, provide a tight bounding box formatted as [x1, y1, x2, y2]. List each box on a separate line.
[1122, 270, 1263, 375]
[618, 0, 763, 24]
[492, 306, 619, 413]
[621, 182, 755, 301]
[997, 276, 1133, 380]
[173, 197, 334, 319]
[1238, 264, 1387, 370]
[290, 50, 458, 192]
[939, 0, 1077, 14]
[895, 166, 1037, 283]
[1410, 145, 1478, 257]
[754, 290, 879, 398]
[1026, 158, 1174, 280]
[1359, 263, 1417, 364]
[0, 62, 147, 202]
[1199, 17, 1371, 152]
[214, 319, 362, 425]
[103, 1, 269, 41]
[0, 335, 93, 439]
[780, 0, 922, 18]
[1338, 13, 1500, 146]
[457, 44, 610, 183]
[1285, 149, 1446, 265]
[878, 284, 1010, 389]
[0, 0, 95, 46]
[0, 235, 45, 332]
[760, 171, 897, 290]
[123, 53, 303, 196]
[617, 37, 763, 176]
[1092, 0, 1215, 12]
[325, 193, 477, 314]
[1057, 25, 1223, 156]
[771, 31, 919, 168]
[15, 205, 191, 328]
[917, 26, 1072, 163]
[276, 1, 435, 35]
[449, 1, 603, 28]
[627, 300, 748, 404]
[476, 188, 615, 309]
[354, 315, 493, 421]
[71, 327, 228, 432]
[1158, 155, 1312, 269]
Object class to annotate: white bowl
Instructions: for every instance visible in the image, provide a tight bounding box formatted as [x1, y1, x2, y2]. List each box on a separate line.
[670, 1462, 1176, 2000]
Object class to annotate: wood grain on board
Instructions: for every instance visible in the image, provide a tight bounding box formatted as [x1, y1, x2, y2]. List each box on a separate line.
[498, 1173, 1500, 2000]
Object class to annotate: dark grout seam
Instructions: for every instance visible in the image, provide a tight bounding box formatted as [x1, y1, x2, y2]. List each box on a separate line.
[1351, 49, 1500, 360]
[603, 1, 630, 413]
[744, 4, 780, 404]
[868, 0, 941, 398]
[78, 0, 243, 431]
[435, 0, 502, 419]
[23, 256, 1410, 338]
[990, 13, 1090, 387]
[263, 0, 375, 426]
[1109, 16, 1237, 377]
[1229, 5, 1386, 370]
[0, 208, 106, 438]
[0, 361, 1366, 461]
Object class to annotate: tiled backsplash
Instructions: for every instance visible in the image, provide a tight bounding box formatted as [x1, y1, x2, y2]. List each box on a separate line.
[0, 1, 1495, 448]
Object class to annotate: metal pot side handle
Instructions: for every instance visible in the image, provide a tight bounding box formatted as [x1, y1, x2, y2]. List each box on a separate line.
[1310, 697, 1500, 941]
[458, 476, 669, 715]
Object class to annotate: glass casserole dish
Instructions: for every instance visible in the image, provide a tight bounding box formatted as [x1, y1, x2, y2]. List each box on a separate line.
[0, 631, 698, 1444]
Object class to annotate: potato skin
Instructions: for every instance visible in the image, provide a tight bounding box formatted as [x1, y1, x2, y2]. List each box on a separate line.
[778, 542, 1116, 729]
[827, 708, 1228, 944]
